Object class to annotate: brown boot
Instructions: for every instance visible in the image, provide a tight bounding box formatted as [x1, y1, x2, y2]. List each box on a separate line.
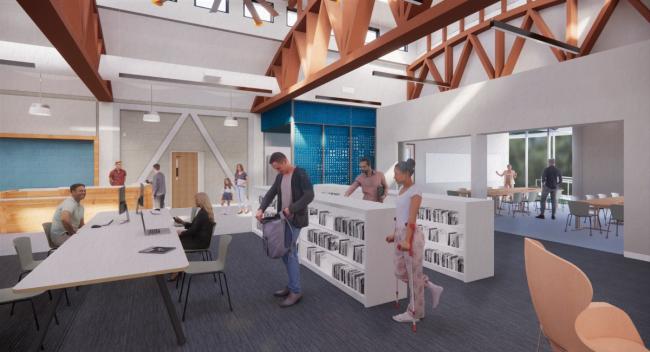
[279, 292, 302, 307]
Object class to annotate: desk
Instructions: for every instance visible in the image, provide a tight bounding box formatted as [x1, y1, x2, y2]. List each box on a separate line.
[580, 197, 624, 209]
[13, 209, 188, 350]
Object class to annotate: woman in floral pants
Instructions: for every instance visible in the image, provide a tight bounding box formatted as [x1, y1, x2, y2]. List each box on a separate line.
[386, 159, 444, 323]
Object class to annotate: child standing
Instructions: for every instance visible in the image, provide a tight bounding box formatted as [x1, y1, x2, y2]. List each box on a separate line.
[221, 178, 234, 214]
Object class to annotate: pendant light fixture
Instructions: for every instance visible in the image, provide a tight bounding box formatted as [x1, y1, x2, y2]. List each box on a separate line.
[143, 84, 160, 122]
[224, 92, 239, 127]
[29, 73, 51, 116]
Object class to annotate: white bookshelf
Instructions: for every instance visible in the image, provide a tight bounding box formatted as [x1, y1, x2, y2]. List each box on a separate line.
[385, 191, 494, 283]
[251, 186, 406, 308]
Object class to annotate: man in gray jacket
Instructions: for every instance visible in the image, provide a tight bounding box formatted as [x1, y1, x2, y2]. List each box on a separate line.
[152, 163, 166, 209]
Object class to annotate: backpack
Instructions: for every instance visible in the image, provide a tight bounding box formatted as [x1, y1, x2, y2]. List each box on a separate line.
[261, 214, 291, 259]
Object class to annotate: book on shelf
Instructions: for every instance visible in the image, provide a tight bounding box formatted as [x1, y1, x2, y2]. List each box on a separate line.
[332, 263, 365, 294]
[418, 207, 460, 225]
[424, 248, 464, 273]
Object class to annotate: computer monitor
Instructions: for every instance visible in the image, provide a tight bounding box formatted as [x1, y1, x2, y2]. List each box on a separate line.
[118, 186, 130, 223]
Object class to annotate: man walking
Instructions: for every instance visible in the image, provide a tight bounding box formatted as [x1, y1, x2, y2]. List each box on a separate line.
[344, 157, 388, 203]
[151, 163, 166, 209]
[536, 159, 563, 220]
[256, 152, 314, 307]
[109, 161, 127, 186]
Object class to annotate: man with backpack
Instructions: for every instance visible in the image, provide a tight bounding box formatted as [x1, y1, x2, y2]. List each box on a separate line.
[256, 152, 314, 307]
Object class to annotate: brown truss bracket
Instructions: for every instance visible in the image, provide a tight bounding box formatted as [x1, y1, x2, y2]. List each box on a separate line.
[17, 0, 113, 102]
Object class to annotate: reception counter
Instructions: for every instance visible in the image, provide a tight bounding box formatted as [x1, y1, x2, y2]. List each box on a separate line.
[0, 184, 152, 234]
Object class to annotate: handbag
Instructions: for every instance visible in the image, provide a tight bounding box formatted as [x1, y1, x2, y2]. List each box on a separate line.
[261, 213, 290, 259]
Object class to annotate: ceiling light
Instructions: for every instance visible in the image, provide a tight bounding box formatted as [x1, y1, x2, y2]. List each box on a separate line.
[29, 73, 51, 116]
[29, 103, 51, 116]
[224, 92, 239, 127]
[224, 117, 239, 127]
[119, 72, 273, 96]
[403, 0, 424, 4]
[143, 112, 161, 122]
[143, 84, 160, 123]
[0, 59, 36, 68]
[372, 70, 450, 87]
[315, 95, 381, 106]
[491, 20, 581, 54]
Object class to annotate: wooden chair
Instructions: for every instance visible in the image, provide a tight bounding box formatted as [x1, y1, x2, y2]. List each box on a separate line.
[575, 302, 648, 352]
[524, 238, 594, 352]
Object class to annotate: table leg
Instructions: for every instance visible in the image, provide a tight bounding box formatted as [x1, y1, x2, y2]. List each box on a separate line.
[28, 289, 63, 352]
[575, 216, 581, 229]
[155, 275, 186, 345]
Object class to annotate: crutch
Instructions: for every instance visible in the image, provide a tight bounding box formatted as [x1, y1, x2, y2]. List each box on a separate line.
[393, 218, 400, 309]
[398, 224, 417, 333]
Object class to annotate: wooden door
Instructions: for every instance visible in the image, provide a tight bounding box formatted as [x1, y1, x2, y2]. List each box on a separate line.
[171, 152, 198, 208]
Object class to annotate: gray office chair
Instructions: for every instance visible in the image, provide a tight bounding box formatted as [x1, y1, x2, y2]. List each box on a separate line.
[0, 288, 57, 331]
[446, 190, 460, 197]
[523, 191, 539, 213]
[14, 236, 71, 306]
[607, 204, 624, 238]
[42, 222, 58, 256]
[597, 194, 608, 199]
[179, 235, 233, 322]
[584, 194, 596, 200]
[611, 192, 620, 197]
[13, 237, 42, 282]
[565, 201, 601, 236]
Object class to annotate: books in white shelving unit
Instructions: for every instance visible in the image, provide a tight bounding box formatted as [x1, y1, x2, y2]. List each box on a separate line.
[299, 193, 406, 307]
[417, 207, 461, 226]
[424, 248, 464, 273]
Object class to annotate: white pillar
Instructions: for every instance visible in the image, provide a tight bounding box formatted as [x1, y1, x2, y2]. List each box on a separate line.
[471, 134, 488, 199]
[571, 125, 583, 198]
[98, 102, 120, 186]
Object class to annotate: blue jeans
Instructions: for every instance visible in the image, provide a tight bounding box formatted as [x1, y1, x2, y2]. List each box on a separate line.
[235, 185, 248, 210]
[282, 222, 302, 294]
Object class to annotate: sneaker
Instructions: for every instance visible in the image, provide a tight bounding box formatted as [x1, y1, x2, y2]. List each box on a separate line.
[392, 311, 420, 323]
[427, 282, 444, 309]
[273, 287, 290, 298]
[279, 292, 302, 307]
[535, 214, 545, 219]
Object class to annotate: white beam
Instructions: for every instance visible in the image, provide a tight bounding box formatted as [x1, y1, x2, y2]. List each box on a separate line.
[136, 112, 190, 183]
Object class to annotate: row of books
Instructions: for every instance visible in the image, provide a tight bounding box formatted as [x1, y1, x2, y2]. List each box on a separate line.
[424, 248, 464, 273]
[420, 226, 463, 249]
[418, 207, 460, 225]
[307, 229, 365, 265]
[310, 208, 366, 240]
[306, 247, 326, 267]
[332, 263, 365, 294]
[257, 195, 277, 211]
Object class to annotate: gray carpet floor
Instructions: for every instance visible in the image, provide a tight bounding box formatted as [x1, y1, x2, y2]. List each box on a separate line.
[1, 232, 648, 352]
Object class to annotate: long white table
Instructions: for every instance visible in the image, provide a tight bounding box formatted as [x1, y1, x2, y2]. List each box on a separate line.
[13, 209, 189, 350]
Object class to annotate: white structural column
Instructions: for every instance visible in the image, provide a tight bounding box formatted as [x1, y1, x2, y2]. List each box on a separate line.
[624, 118, 650, 261]
[471, 134, 488, 199]
[98, 102, 120, 186]
[136, 112, 190, 183]
[189, 113, 235, 181]
[571, 125, 584, 198]
[249, 114, 265, 189]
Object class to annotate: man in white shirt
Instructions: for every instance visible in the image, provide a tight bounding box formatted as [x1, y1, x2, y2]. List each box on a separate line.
[51, 184, 86, 246]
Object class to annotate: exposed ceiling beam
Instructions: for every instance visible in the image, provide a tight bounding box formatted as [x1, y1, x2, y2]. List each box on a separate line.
[17, 0, 113, 102]
[251, 0, 499, 113]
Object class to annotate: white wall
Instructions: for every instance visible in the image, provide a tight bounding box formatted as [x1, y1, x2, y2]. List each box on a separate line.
[572, 121, 624, 198]
[398, 133, 509, 195]
[376, 39, 650, 260]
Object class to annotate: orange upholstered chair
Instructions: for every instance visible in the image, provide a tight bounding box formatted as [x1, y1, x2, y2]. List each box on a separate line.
[575, 302, 648, 352]
[524, 238, 593, 352]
